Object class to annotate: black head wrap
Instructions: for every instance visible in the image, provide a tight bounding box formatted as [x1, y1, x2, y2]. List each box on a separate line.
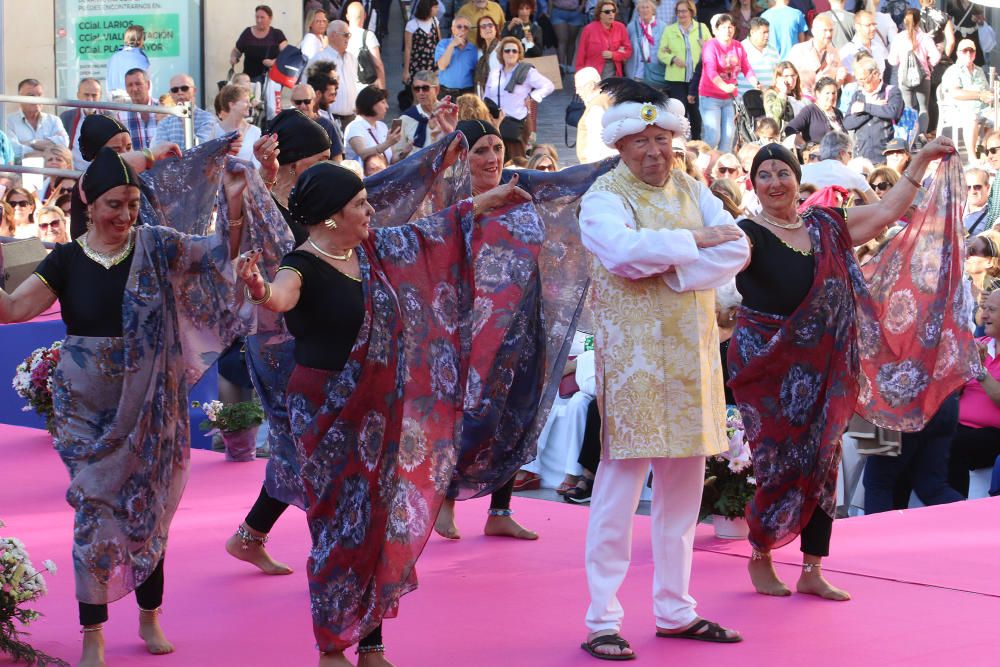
[80, 147, 140, 205]
[288, 161, 364, 225]
[79, 114, 129, 162]
[749, 142, 801, 187]
[457, 119, 501, 150]
[267, 109, 332, 165]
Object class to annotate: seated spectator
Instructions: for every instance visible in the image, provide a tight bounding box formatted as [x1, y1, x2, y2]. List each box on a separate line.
[483, 36, 555, 162]
[398, 70, 448, 150]
[800, 131, 879, 202]
[299, 9, 329, 61]
[344, 86, 404, 163]
[435, 17, 479, 98]
[752, 116, 780, 144]
[784, 77, 846, 145]
[152, 74, 220, 147]
[946, 286, 1000, 497]
[213, 84, 261, 166]
[763, 61, 806, 131]
[867, 165, 900, 201]
[105, 25, 151, 99]
[35, 205, 69, 245]
[977, 130, 1000, 228]
[787, 15, 847, 99]
[456, 92, 496, 124]
[939, 39, 995, 161]
[290, 83, 344, 161]
[0, 201, 11, 236]
[526, 149, 558, 171]
[713, 150, 760, 213]
[457, 0, 505, 45]
[6, 79, 69, 159]
[346, 1, 386, 89]
[840, 11, 889, 78]
[843, 56, 904, 163]
[363, 153, 389, 176]
[503, 0, 545, 58]
[3, 186, 38, 239]
[882, 138, 911, 172]
[119, 68, 158, 151]
[964, 167, 993, 234]
[41, 146, 74, 200]
[801, 141, 821, 165]
[575, 1, 632, 79]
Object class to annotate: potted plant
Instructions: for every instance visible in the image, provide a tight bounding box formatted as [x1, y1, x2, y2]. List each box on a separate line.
[197, 399, 265, 462]
[701, 406, 756, 539]
[11, 342, 62, 437]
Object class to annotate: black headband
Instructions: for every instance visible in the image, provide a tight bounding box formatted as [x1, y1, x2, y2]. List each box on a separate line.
[80, 147, 140, 204]
[288, 161, 364, 225]
[267, 109, 332, 165]
[457, 119, 501, 150]
[79, 114, 129, 162]
[750, 142, 801, 187]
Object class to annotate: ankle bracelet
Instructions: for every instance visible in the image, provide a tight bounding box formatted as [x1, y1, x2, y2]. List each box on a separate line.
[487, 508, 513, 517]
[81, 625, 103, 634]
[750, 549, 770, 561]
[802, 562, 821, 573]
[237, 523, 268, 550]
[357, 643, 385, 655]
[139, 606, 163, 616]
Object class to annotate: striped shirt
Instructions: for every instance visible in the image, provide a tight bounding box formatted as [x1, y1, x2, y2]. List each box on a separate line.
[738, 38, 780, 97]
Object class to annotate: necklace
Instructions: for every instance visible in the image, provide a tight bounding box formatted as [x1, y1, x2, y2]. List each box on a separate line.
[759, 212, 804, 230]
[308, 238, 353, 261]
[79, 229, 135, 270]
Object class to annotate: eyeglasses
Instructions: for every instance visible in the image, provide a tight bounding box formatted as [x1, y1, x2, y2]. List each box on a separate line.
[454, 24, 470, 30]
[293, 98, 314, 106]
[601, 8, 617, 14]
[871, 181, 892, 192]
[537, 163, 556, 171]
[859, 22, 877, 28]
[806, 154, 820, 162]
[503, 48, 520, 54]
[480, 23, 496, 29]
[38, 221, 61, 229]
[968, 184, 986, 192]
[412, 84, 435, 92]
[987, 146, 1000, 156]
[335, 31, 351, 37]
[169, 85, 191, 94]
[716, 166, 740, 175]
[8, 200, 31, 208]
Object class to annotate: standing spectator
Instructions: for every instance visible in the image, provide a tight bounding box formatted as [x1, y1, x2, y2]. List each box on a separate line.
[843, 57, 904, 163]
[817, 0, 856, 50]
[626, 0, 662, 81]
[213, 84, 262, 166]
[60, 78, 109, 170]
[290, 83, 344, 161]
[800, 130, 879, 202]
[948, 0, 984, 67]
[404, 0, 442, 87]
[398, 71, 449, 150]
[784, 77, 847, 145]
[940, 39, 994, 161]
[307, 21, 360, 130]
[887, 8, 940, 134]
[550, 0, 588, 73]
[105, 25, 151, 99]
[474, 16, 503, 92]
[964, 167, 992, 233]
[457, 0, 506, 44]
[41, 147, 73, 201]
[739, 17, 780, 97]
[483, 36, 555, 162]
[919, 0, 955, 57]
[658, 0, 708, 139]
[299, 9, 329, 61]
[503, 0, 545, 58]
[343, 87, 404, 163]
[152, 74, 221, 147]
[866, 0, 899, 42]
[231, 5, 289, 82]
[761, 0, 807, 60]
[787, 15, 848, 99]
[306, 61, 339, 124]
[346, 2, 386, 90]
[435, 17, 479, 97]
[729, 0, 759, 42]
[119, 68, 158, 152]
[840, 10, 889, 78]
[3, 187, 38, 239]
[699, 14, 759, 152]
[575, 1, 633, 78]
[764, 61, 806, 130]
[6, 79, 69, 159]
[971, 5, 994, 68]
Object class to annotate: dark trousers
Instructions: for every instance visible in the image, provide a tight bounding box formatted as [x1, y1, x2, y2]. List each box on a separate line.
[577, 398, 601, 475]
[79, 555, 165, 626]
[863, 394, 963, 514]
[666, 81, 701, 140]
[947, 424, 1000, 497]
[439, 86, 474, 101]
[799, 507, 833, 557]
[360, 622, 383, 649]
[245, 485, 289, 534]
[490, 477, 515, 510]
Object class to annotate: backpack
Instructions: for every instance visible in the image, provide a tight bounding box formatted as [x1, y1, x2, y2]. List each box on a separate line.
[356, 4, 378, 85]
[899, 49, 925, 88]
[883, 0, 908, 28]
[564, 94, 585, 147]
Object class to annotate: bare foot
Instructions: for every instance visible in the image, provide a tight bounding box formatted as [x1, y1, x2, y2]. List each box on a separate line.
[358, 651, 396, 666]
[318, 651, 353, 667]
[79, 626, 105, 667]
[138, 609, 175, 655]
[434, 499, 460, 540]
[484, 513, 538, 540]
[797, 565, 851, 601]
[226, 524, 294, 575]
[584, 630, 634, 659]
[748, 553, 791, 597]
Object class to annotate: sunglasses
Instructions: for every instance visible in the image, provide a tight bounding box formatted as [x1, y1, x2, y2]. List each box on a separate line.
[454, 24, 470, 29]
[716, 166, 740, 175]
[987, 146, 1000, 156]
[8, 200, 31, 208]
[292, 98, 314, 106]
[806, 154, 821, 162]
[38, 221, 61, 229]
[412, 84, 434, 92]
[480, 23, 496, 29]
[169, 85, 191, 94]
[503, 48, 520, 54]
[537, 163, 556, 171]
[968, 184, 986, 191]
[871, 181, 892, 192]
[601, 8, 617, 14]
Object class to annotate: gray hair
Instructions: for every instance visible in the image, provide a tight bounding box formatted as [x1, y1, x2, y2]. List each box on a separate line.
[412, 70, 439, 85]
[966, 167, 990, 183]
[819, 131, 853, 161]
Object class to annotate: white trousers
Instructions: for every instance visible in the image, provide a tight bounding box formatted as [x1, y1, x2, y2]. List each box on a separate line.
[523, 392, 591, 486]
[584, 456, 704, 633]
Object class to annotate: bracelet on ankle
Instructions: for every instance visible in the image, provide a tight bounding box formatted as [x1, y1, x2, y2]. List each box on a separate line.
[81, 625, 103, 633]
[487, 508, 513, 517]
[139, 606, 163, 616]
[750, 549, 770, 561]
[357, 643, 385, 655]
[237, 523, 268, 550]
[802, 562, 821, 573]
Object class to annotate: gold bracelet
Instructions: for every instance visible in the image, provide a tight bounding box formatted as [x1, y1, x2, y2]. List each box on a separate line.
[901, 170, 921, 188]
[142, 148, 154, 170]
[245, 282, 271, 304]
[229, 216, 244, 228]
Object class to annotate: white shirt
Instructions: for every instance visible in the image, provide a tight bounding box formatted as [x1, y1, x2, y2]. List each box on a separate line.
[482, 65, 555, 122]
[299, 33, 326, 61]
[348, 27, 380, 58]
[801, 159, 873, 194]
[839, 36, 889, 76]
[344, 117, 391, 162]
[6, 111, 69, 159]
[579, 175, 750, 293]
[307, 47, 360, 116]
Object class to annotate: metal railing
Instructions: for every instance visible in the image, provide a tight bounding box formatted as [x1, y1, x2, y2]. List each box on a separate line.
[0, 164, 80, 179]
[0, 95, 196, 150]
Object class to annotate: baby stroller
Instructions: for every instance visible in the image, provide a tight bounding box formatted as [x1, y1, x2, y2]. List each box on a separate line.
[733, 89, 765, 149]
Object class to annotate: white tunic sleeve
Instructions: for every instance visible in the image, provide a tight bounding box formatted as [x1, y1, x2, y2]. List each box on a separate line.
[579, 189, 700, 279]
[661, 183, 751, 293]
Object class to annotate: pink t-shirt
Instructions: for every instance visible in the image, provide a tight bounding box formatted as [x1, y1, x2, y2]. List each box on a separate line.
[699, 38, 754, 100]
[958, 336, 1000, 430]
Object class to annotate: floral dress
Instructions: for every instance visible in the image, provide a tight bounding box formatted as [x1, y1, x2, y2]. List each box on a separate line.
[409, 19, 440, 80]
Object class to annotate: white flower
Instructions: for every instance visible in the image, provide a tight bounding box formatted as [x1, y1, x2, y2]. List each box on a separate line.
[42, 559, 57, 574]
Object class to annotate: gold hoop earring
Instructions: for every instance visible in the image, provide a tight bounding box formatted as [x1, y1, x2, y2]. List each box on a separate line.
[324, 218, 337, 230]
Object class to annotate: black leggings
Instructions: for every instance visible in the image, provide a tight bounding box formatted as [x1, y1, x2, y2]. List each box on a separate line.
[79, 555, 165, 626]
[799, 506, 833, 558]
[245, 485, 290, 534]
[489, 477, 515, 510]
[360, 623, 383, 649]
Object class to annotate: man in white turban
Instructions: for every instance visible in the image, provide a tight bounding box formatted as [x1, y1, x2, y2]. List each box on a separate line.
[578, 78, 749, 661]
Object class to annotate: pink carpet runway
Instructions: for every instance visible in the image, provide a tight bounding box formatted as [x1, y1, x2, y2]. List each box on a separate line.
[1, 424, 998, 666]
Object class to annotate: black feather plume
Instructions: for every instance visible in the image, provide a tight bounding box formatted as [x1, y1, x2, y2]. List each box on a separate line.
[598, 77, 667, 106]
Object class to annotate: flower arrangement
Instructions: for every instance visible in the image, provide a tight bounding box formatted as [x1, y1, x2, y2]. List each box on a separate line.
[0, 519, 66, 666]
[196, 400, 265, 434]
[700, 406, 756, 520]
[11, 342, 62, 435]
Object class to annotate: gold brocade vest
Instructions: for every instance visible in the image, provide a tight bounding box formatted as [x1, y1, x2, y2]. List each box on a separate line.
[588, 163, 728, 460]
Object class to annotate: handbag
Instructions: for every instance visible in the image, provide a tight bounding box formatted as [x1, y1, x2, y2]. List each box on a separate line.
[357, 3, 378, 85]
[499, 115, 526, 141]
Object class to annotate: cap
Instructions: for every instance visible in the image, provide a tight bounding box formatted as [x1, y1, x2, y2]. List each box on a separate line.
[882, 138, 909, 155]
[957, 38, 976, 52]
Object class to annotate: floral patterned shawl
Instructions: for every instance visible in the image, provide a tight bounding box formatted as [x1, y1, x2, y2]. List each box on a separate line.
[50, 139, 248, 603]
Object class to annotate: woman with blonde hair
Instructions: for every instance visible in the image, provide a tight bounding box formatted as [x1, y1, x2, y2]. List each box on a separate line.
[456, 93, 496, 124]
[35, 205, 70, 245]
[709, 178, 745, 218]
[299, 9, 329, 60]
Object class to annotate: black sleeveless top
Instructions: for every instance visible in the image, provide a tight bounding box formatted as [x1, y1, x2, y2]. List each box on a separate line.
[736, 218, 815, 317]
